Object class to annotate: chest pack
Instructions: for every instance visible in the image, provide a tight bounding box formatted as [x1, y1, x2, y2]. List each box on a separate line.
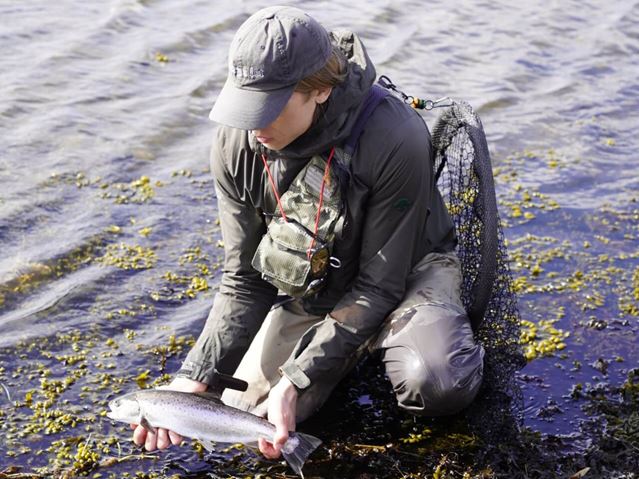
[251, 85, 389, 298]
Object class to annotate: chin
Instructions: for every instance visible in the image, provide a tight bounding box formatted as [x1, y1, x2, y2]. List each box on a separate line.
[265, 142, 284, 151]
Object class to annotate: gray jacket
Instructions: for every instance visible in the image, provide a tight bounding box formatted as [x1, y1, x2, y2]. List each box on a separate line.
[180, 31, 455, 391]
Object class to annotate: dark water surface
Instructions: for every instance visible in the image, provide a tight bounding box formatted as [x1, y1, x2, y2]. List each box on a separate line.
[1, 0, 638, 477]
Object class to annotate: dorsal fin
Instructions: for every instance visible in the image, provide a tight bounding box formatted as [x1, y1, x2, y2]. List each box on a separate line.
[192, 391, 223, 403]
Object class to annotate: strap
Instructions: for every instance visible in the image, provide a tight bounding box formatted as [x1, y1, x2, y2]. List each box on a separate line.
[261, 152, 289, 222]
[342, 84, 390, 162]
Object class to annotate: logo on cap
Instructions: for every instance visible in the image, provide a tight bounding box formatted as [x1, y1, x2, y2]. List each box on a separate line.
[233, 65, 265, 80]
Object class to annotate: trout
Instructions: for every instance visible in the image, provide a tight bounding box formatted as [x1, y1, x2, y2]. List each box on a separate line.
[107, 389, 321, 478]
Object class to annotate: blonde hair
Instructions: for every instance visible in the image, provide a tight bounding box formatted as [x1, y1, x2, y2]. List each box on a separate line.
[295, 46, 347, 94]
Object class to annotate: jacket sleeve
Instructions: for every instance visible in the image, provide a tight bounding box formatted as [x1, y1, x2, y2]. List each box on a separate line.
[279, 112, 434, 390]
[179, 128, 278, 386]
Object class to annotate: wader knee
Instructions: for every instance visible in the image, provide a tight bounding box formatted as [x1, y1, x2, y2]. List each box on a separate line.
[385, 335, 485, 416]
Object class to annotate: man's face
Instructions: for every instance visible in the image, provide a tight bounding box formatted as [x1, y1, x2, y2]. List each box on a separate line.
[253, 89, 329, 151]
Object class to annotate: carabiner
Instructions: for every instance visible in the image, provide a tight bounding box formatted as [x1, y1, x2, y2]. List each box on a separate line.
[305, 277, 326, 296]
[423, 97, 454, 110]
[378, 75, 410, 102]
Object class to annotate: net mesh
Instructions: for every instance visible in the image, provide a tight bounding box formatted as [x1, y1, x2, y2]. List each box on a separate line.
[430, 100, 525, 404]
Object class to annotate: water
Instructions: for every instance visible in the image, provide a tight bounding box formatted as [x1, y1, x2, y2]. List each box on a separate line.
[1, 0, 638, 476]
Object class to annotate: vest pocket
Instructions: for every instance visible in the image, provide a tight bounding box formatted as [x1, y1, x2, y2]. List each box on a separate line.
[266, 218, 314, 253]
[252, 221, 313, 296]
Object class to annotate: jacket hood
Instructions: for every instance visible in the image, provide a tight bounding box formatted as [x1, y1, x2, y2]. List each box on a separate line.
[251, 30, 376, 159]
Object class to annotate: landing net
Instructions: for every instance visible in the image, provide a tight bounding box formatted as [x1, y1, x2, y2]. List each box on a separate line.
[431, 100, 525, 410]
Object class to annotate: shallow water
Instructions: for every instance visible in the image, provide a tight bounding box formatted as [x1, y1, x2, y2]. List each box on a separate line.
[1, 0, 638, 476]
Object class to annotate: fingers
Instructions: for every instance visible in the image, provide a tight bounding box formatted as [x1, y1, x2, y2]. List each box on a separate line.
[273, 422, 289, 449]
[144, 427, 157, 451]
[156, 428, 169, 449]
[257, 424, 288, 460]
[168, 430, 183, 446]
[132, 424, 147, 447]
[130, 422, 182, 451]
[133, 425, 176, 451]
[258, 437, 281, 459]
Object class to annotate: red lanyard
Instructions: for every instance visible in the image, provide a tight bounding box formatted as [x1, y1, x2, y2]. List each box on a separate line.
[260, 147, 336, 257]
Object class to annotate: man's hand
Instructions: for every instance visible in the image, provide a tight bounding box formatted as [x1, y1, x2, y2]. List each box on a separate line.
[259, 376, 298, 459]
[131, 376, 207, 451]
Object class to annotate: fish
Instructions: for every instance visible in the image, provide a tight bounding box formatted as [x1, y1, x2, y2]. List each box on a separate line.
[106, 389, 321, 478]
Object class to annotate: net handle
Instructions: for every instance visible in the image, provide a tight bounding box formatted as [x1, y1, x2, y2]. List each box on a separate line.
[466, 120, 498, 331]
[432, 103, 499, 332]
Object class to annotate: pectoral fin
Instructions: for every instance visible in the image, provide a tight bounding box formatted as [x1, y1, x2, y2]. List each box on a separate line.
[197, 439, 216, 452]
[139, 415, 157, 434]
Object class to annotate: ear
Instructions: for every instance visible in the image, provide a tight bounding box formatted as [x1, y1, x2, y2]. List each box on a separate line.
[315, 87, 332, 105]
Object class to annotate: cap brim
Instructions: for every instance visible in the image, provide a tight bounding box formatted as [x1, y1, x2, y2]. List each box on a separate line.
[209, 77, 295, 130]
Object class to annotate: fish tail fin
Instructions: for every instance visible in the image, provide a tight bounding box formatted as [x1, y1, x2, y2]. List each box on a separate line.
[281, 431, 322, 478]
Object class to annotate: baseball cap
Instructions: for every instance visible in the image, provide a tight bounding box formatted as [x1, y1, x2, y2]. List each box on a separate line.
[209, 6, 333, 130]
